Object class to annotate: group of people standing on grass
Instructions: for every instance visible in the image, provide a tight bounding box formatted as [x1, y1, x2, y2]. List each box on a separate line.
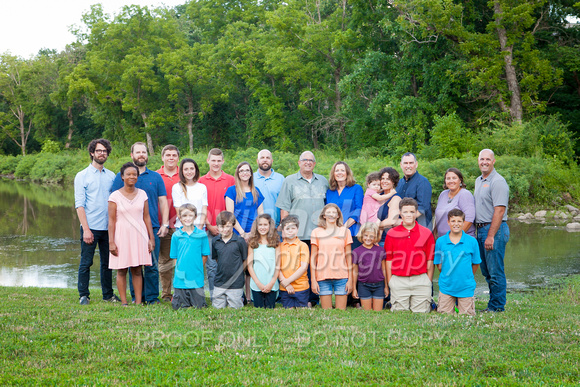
[75, 139, 509, 315]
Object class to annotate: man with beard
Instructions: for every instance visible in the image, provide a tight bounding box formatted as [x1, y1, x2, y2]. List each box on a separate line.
[74, 139, 119, 305]
[253, 149, 285, 226]
[111, 142, 169, 305]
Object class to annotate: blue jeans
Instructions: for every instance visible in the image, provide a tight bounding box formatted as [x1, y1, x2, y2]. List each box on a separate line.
[130, 227, 160, 303]
[477, 222, 510, 311]
[78, 228, 114, 300]
[252, 290, 278, 309]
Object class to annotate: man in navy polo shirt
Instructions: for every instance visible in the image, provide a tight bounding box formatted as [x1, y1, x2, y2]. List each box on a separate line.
[111, 142, 169, 304]
[396, 152, 433, 229]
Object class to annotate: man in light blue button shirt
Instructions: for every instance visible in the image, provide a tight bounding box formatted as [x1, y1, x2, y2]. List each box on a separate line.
[74, 139, 118, 305]
[253, 149, 285, 226]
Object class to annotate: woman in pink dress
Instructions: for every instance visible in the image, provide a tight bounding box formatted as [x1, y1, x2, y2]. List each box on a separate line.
[108, 163, 154, 306]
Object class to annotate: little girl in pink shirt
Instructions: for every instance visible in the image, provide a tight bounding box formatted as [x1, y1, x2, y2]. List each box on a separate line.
[360, 172, 395, 224]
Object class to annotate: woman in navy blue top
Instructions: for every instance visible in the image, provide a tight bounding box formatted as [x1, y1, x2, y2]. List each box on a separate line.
[225, 162, 264, 239]
[377, 167, 402, 245]
[326, 161, 364, 249]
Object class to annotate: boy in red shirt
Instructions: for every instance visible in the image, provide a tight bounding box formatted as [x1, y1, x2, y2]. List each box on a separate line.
[385, 198, 435, 313]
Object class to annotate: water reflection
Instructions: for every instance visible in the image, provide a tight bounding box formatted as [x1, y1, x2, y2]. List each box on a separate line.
[0, 178, 579, 293]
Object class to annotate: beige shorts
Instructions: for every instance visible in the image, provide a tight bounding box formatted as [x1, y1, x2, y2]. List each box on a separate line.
[388, 273, 432, 313]
[437, 292, 475, 316]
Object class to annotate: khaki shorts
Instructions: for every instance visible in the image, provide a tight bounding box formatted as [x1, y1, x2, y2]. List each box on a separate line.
[437, 292, 475, 316]
[389, 273, 432, 313]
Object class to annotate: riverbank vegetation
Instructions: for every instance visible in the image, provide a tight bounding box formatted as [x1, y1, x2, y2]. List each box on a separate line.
[1, 147, 579, 212]
[1, 275, 579, 384]
[0, 1, 579, 159]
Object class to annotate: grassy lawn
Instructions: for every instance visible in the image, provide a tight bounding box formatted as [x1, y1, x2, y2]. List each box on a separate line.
[1, 277, 579, 386]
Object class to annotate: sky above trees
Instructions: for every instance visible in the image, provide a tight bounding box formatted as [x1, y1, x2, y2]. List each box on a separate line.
[0, 0, 184, 58]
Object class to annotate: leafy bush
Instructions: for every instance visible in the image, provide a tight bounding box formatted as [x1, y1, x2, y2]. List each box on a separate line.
[41, 140, 61, 154]
[14, 154, 39, 179]
[481, 115, 577, 164]
[423, 113, 476, 160]
[0, 155, 22, 174]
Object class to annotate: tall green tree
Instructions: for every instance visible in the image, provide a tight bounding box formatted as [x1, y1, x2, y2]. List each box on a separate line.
[0, 55, 35, 155]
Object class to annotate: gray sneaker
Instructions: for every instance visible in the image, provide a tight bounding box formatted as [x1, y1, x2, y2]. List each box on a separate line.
[104, 295, 121, 303]
[79, 296, 90, 305]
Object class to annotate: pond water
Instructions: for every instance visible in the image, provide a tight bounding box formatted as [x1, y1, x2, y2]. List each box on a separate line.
[0, 178, 579, 296]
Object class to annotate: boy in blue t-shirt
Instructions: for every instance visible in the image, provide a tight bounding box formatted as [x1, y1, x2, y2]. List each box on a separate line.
[170, 204, 210, 310]
[434, 208, 481, 316]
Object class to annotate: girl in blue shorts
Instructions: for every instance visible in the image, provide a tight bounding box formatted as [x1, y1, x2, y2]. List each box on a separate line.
[310, 204, 353, 310]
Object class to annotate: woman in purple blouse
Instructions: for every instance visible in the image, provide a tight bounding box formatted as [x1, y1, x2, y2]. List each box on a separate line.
[434, 168, 476, 238]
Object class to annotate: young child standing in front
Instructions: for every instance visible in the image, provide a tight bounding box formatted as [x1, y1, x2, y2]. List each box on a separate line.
[247, 214, 280, 309]
[310, 203, 353, 310]
[278, 216, 310, 308]
[360, 172, 395, 224]
[352, 222, 388, 311]
[170, 204, 210, 310]
[434, 208, 481, 316]
[211, 211, 247, 309]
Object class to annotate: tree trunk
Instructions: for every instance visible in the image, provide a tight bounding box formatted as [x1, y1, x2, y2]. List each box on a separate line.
[573, 71, 580, 98]
[65, 106, 73, 149]
[141, 112, 155, 155]
[334, 67, 347, 149]
[494, 1, 523, 122]
[187, 95, 194, 154]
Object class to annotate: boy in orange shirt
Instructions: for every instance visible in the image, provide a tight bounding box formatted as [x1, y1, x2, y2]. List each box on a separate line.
[278, 216, 310, 308]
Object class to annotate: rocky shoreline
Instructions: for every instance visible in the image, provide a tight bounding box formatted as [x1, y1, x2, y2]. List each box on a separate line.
[514, 205, 580, 231]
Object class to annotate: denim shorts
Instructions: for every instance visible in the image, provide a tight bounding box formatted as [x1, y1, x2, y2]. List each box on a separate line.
[318, 278, 348, 296]
[357, 281, 385, 300]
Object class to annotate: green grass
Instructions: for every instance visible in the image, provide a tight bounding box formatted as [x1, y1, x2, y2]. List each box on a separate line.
[1, 277, 580, 385]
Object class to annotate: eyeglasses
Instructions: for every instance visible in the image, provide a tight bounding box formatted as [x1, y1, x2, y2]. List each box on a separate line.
[238, 169, 252, 174]
[94, 149, 108, 154]
[300, 159, 315, 163]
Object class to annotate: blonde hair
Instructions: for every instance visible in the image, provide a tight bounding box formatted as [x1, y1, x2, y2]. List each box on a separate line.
[357, 222, 380, 244]
[178, 203, 197, 219]
[317, 203, 344, 228]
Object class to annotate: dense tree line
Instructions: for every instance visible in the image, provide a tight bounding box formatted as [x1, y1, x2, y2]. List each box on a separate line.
[0, 0, 578, 159]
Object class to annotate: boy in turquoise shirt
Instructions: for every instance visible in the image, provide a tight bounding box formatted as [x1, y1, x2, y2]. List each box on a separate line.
[434, 208, 481, 316]
[170, 204, 210, 310]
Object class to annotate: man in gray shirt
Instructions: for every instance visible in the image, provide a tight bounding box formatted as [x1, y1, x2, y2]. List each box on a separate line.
[277, 151, 329, 241]
[474, 149, 510, 312]
[276, 151, 328, 306]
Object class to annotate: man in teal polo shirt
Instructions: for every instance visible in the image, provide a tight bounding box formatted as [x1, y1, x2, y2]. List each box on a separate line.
[254, 149, 285, 226]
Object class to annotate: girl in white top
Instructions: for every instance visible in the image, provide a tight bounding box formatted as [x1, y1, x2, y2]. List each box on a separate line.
[172, 158, 208, 229]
